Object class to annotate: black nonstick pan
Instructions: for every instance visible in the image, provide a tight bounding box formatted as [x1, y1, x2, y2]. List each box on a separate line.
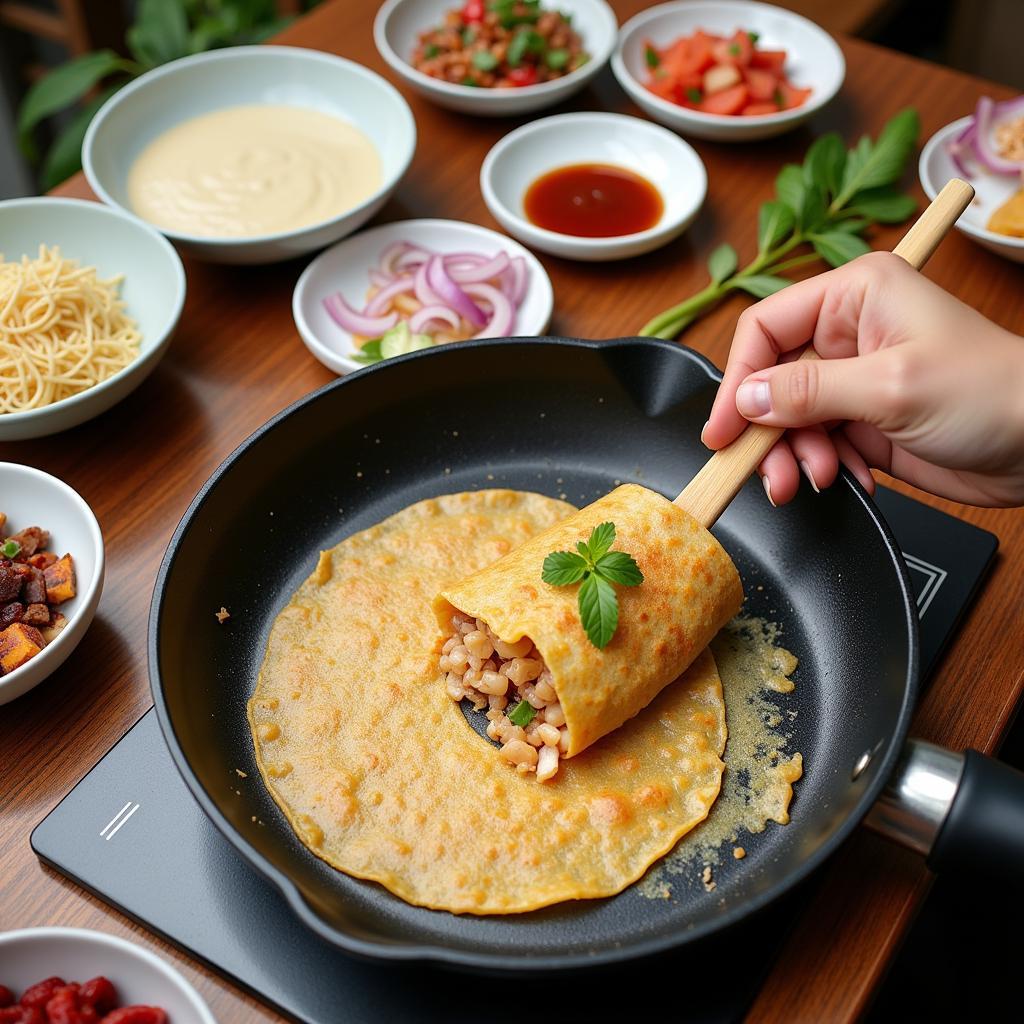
[150, 337, 1024, 971]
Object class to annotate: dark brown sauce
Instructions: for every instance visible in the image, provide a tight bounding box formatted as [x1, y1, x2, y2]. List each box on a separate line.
[523, 163, 664, 238]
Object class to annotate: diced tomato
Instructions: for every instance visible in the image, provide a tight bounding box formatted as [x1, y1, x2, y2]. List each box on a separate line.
[506, 65, 538, 87]
[750, 48, 787, 73]
[776, 80, 812, 110]
[741, 102, 780, 116]
[699, 83, 749, 115]
[712, 29, 753, 67]
[0, 989, 12, 1010]
[743, 66, 778, 101]
[460, 0, 484, 24]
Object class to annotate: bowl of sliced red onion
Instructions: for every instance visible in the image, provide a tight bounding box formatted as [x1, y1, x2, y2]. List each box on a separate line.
[293, 219, 554, 374]
[919, 95, 1024, 263]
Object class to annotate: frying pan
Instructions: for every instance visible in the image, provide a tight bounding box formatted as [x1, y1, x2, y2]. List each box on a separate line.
[150, 337, 1024, 971]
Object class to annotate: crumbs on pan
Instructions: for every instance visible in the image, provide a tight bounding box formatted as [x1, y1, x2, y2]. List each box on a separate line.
[639, 615, 803, 901]
[215, 606, 231, 624]
[235, 768, 247, 778]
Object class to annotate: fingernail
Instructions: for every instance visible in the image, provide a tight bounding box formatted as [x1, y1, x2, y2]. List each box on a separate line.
[700, 420, 711, 446]
[799, 460, 820, 493]
[736, 379, 772, 418]
[762, 475, 776, 507]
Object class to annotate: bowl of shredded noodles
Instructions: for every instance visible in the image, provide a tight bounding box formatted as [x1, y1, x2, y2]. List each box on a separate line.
[0, 196, 185, 440]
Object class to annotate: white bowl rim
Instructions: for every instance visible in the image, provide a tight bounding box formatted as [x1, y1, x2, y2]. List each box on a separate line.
[0, 927, 216, 1023]
[82, 45, 417, 249]
[0, 463, 104, 693]
[480, 111, 708, 249]
[373, 0, 617, 99]
[919, 115, 1024, 249]
[0, 196, 185, 431]
[293, 217, 555, 374]
[613, 0, 846, 127]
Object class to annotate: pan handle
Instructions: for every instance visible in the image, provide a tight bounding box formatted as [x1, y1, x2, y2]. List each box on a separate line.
[866, 739, 1024, 883]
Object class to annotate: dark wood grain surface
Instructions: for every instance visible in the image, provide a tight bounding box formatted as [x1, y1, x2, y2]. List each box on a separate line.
[2, 2, 1022, 1021]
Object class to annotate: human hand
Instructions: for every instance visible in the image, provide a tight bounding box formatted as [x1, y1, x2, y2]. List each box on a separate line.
[703, 251, 1024, 508]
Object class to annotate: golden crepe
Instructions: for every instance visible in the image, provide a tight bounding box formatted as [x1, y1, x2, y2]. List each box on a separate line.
[433, 484, 742, 778]
[249, 490, 729, 914]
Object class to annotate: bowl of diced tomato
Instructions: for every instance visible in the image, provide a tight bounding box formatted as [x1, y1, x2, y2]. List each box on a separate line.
[612, 0, 844, 141]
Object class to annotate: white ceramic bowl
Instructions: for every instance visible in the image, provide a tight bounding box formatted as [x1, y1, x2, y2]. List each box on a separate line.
[0, 464, 104, 705]
[480, 112, 706, 261]
[294, 219, 553, 375]
[0, 198, 185, 441]
[612, 0, 845, 142]
[0, 928, 215, 1023]
[374, 0, 617, 116]
[83, 46, 416, 264]
[920, 116, 1024, 264]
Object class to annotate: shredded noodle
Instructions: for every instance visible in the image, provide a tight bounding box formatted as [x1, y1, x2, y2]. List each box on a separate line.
[0, 245, 141, 414]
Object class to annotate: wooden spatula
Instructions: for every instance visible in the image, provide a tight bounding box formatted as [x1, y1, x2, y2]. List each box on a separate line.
[675, 178, 975, 529]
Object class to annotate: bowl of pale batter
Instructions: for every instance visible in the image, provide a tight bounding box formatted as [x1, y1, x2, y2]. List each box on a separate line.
[83, 46, 416, 264]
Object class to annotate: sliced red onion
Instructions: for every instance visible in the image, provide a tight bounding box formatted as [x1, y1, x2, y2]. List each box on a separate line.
[323, 293, 398, 336]
[946, 120, 977, 179]
[425, 255, 487, 327]
[448, 251, 510, 284]
[975, 96, 1022, 175]
[379, 241, 412, 275]
[365, 276, 416, 316]
[464, 283, 514, 338]
[414, 260, 442, 306]
[508, 257, 528, 304]
[409, 304, 462, 333]
[442, 252, 489, 267]
[369, 269, 394, 289]
[395, 246, 433, 271]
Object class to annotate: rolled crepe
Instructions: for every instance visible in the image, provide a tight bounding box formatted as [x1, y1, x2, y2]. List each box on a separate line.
[434, 483, 743, 757]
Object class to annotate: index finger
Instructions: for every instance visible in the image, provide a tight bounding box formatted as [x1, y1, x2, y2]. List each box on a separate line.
[702, 264, 862, 450]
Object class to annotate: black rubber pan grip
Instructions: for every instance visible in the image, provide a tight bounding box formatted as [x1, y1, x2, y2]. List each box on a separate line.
[927, 750, 1024, 885]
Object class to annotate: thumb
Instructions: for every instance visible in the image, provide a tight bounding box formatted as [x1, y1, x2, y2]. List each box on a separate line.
[734, 351, 891, 429]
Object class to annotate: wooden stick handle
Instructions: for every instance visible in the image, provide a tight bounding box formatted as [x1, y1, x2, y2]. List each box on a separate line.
[674, 178, 975, 528]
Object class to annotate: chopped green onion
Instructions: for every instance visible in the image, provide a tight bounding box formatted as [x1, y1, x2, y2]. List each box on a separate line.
[1, 539, 21, 559]
[728, 42, 741, 56]
[507, 27, 544, 67]
[546, 48, 569, 69]
[507, 700, 537, 728]
[686, 86, 702, 103]
[423, 43, 439, 58]
[462, 75, 478, 86]
[748, 31, 760, 44]
[472, 50, 499, 71]
[461, 27, 476, 45]
[644, 45, 659, 68]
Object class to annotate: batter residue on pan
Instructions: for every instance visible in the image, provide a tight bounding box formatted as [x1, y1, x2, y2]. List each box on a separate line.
[249, 490, 733, 914]
[637, 616, 803, 900]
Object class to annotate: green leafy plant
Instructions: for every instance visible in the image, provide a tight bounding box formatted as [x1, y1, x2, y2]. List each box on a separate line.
[639, 108, 921, 341]
[541, 522, 643, 649]
[18, 0, 301, 189]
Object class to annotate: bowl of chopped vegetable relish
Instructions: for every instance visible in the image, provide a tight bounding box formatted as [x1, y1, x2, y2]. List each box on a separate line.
[612, 0, 844, 141]
[374, 0, 617, 116]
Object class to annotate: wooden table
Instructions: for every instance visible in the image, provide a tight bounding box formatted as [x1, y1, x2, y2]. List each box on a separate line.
[2, 2, 1022, 1020]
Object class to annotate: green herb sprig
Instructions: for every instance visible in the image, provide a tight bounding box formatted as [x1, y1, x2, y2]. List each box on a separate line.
[638, 109, 921, 341]
[1, 539, 21, 559]
[507, 700, 537, 728]
[541, 522, 643, 649]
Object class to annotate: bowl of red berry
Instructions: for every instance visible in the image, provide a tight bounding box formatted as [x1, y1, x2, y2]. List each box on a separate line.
[0, 928, 215, 1024]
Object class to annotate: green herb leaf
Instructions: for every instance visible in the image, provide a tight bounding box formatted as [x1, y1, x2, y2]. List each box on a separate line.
[40, 83, 122, 190]
[798, 183, 828, 232]
[802, 132, 846, 200]
[424, 43, 440, 58]
[587, 522, 616, 560]
[1, 539, 21, 559]
[461, 76, 478, 86]
[127, 0, 190, 67]
[834, 217, 871, 234]
[728, 42, 741, 56]
[773, 87, 785, 108]
[645, 45, 660, 68]
[757, 200, 795, 254]
[461, 26, 476, 44]
[708, 243, 738, 284]
[17, 50, 134, 157]
[733, 274, 790, 298]
[686, 86, 702, 103]
[594, 551, 643, 586]
[541, 550, 588, 586]
[507, 28, 538, 66]
[546, 48, 569, 69]
[508, 700, 537, 727]
[809, 230, 872, 268]
[472, 50, 499, 71]
[351, 338, 384, 365]
[774, 163, 804, 214]
[846, 187, 918, 223]
[748, 31, 760, 43]
[835, 108, 920, 208]
[578, 573, 618, 649]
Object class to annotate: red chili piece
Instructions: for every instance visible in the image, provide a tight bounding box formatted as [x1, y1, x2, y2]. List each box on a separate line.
[100, 1009, 167, 1024]
[43, 986, 88, 1024]
[507, 65, 539, 87]
[0, 1008, 44, 1024]
[18, 980, 66, 1010]
[0, 988, 13, 1009]
[77, 980, 116, 1016]
[461, 0, 484, 23]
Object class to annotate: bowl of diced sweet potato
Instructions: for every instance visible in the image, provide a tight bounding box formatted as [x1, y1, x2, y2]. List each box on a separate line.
[0, 464, 104, 704]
